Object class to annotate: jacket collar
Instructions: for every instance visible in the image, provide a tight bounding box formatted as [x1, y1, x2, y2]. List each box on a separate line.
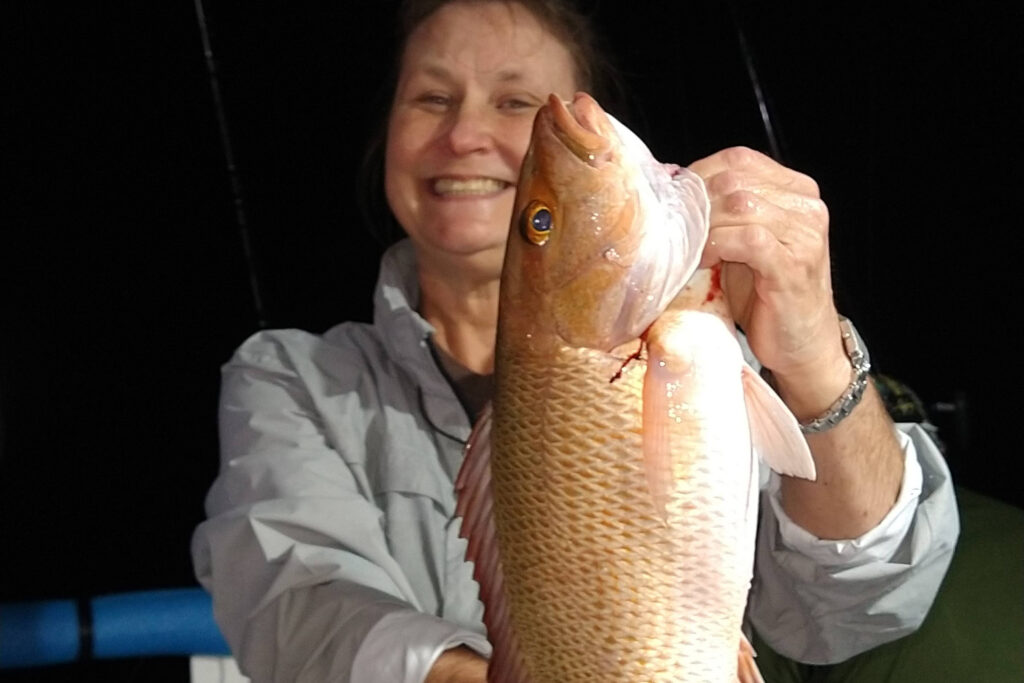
[373, 239, 473, 443]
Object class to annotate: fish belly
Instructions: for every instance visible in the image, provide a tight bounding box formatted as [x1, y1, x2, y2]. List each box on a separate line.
[491, 344, 756, 682]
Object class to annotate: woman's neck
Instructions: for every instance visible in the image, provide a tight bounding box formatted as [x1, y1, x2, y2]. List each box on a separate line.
[417, 262, 500, 375]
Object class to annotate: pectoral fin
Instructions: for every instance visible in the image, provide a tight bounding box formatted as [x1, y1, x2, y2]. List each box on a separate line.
[642, 345, 682, 524]
[741, 364, 816, 480]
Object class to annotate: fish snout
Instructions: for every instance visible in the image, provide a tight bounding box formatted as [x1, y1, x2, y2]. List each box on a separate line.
[547, 92, 613, 165]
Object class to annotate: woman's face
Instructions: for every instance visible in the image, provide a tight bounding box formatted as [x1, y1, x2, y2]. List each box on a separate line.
[385, 1, 578, 274]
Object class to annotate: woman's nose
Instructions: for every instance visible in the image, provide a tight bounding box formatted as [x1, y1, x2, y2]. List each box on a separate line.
[445, 104, 495, 155]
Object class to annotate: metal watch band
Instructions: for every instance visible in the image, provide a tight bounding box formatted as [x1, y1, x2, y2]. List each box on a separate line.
[798, 316, 872, 434]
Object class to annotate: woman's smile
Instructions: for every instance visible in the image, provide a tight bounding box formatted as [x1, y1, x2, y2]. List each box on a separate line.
[430, 176, 513, 197]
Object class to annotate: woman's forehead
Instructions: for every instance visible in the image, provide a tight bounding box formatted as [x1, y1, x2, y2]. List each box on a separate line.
[399, 2, 575, 84]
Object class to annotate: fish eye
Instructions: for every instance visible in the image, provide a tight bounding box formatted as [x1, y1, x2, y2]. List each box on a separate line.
[522, 201, 552, 246]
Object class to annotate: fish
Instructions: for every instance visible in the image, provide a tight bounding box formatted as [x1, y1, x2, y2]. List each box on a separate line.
[456, 92, 816, 683]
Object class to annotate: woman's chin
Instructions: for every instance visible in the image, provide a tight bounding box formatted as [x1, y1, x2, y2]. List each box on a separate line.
[411, 232, 507, 278]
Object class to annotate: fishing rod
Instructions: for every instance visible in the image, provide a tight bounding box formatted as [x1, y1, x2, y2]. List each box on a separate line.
[193, 0, 269, 329]
[724, 0, 785, 162]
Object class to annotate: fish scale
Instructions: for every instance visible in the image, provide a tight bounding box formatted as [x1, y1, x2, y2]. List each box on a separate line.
[489, 345, 746, 681]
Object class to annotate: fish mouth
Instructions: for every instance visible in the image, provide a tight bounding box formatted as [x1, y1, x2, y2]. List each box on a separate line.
[547, 92, 613, 165]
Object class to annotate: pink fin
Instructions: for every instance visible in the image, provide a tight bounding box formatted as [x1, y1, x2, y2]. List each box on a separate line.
[455, 403, 533, 683]
[737, 633, 765, 683]
[740, 365, 816, 481]
[642, 347, 676, 524]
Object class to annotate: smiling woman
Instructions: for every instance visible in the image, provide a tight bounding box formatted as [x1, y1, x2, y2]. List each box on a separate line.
[383, 2, 578, 300]
[2, 0, 1017, 680]
[359, 0, 621, 254]
[191, 3, 615, 681]
[190, 1, 961, 682]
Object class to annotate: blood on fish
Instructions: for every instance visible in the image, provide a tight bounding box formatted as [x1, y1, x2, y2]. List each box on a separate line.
[610, 338, 646, 384]
[705, 263, 723, 303]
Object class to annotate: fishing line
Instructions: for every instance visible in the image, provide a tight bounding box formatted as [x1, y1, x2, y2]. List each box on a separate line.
[724, 0, 785, 162]
[193, 0, 268, 329]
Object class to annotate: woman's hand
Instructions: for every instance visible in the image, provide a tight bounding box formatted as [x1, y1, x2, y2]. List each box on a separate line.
[426, 646, 488, 683]
[690, 147, 904, 539]
[689, 146, 850, 419]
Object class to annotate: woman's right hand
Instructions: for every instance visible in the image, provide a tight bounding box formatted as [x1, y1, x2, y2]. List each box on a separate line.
[425, 646, 488, 683]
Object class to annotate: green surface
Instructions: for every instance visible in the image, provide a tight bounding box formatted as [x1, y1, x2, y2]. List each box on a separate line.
[752, 487, 1024, 682]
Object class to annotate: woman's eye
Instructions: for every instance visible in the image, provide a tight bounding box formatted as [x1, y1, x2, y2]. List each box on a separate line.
[416, 93, 450, 108]
[499, 97, 537, 111]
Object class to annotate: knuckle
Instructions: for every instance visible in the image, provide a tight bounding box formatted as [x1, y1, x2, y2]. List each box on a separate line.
[708, 169, 742, 196]
[803, 197, 830, 228]
[722, 145, 761, 168]
[724, 190, 760, 216]
[813, 197, 829, 220]
[784, 169, 820, 196]
[805, 176, 821, 197]
[742, 224, 772, 250]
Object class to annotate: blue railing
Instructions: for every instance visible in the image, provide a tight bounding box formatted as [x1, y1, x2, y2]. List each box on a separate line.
[0, 587, 229, 669]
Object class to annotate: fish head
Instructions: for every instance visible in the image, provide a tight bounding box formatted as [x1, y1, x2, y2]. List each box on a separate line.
[500, 92, 709, 352]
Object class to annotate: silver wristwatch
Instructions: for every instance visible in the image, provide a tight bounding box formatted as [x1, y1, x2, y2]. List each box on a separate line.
[798, 316, 872, 434]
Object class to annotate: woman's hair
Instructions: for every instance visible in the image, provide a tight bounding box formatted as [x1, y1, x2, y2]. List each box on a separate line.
[395, 0, 613, 98]
[357, 0, 623, 248]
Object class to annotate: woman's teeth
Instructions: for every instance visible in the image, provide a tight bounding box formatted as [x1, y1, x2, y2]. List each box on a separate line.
[433, 178, 508, 196]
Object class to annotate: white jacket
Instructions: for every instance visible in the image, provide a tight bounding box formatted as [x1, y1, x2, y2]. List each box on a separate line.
[192, 239, 959, 681]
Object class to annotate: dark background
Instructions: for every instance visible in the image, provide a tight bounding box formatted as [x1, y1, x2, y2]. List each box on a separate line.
[2, 1, 1020, 680]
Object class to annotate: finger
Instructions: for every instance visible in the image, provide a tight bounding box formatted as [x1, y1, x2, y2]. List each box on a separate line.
[700, 224, 793, 281]
[690, 146, 815, 189]
[691, 146, 820, 198]
[707, 189, 829, 248]
[706, 173, 827, 216]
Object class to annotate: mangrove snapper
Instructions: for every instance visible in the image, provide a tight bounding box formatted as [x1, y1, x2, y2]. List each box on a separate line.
[457, 92, 816, 683]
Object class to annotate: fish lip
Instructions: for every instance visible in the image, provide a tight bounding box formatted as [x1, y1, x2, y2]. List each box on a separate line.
[547, 92, 613, 165]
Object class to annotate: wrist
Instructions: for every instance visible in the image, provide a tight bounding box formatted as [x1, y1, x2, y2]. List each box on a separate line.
[769, 317, 871, 428]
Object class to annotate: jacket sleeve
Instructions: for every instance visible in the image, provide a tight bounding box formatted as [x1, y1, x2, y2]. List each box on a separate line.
[748, 423, 959, 664]
[191, 334, 490, 683]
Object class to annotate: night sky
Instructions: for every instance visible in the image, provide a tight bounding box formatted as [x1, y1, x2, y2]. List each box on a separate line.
[2, 2, 1020, 679]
